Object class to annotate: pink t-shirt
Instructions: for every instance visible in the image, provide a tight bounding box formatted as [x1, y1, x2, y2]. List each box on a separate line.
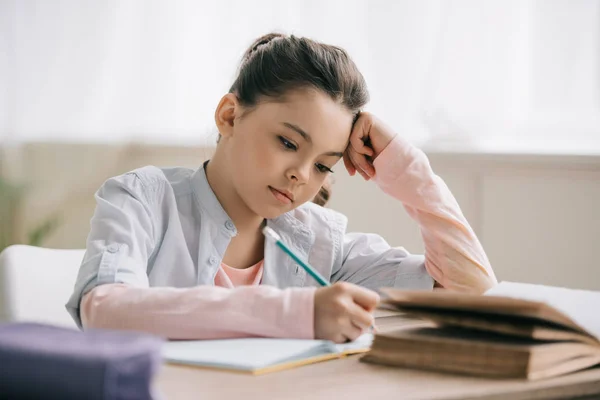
[214, 261, 264, 288]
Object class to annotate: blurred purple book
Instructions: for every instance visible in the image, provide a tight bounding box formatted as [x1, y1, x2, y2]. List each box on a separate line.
[0, 322, 164, 400]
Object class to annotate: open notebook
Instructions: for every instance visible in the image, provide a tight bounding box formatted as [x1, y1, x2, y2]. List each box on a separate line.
[362, 282, 600, 380]
[163, 333, 373, 375]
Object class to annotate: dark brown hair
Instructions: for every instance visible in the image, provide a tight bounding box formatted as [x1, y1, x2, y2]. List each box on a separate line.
[229, 32, 370, 206]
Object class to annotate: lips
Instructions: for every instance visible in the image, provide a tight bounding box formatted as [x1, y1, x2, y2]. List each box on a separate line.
[269, 186, 294, 204]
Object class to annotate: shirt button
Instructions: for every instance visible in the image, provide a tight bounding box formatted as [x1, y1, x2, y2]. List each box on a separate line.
[225, 220, 235, 231]
[209, 256, 218, 265]
[107, 244, 119, 253]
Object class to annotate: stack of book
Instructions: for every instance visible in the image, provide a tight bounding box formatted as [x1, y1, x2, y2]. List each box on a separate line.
[362, 282, 600, 380]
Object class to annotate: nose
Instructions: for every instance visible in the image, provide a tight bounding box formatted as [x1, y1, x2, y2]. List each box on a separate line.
[286, 161, 311, 184]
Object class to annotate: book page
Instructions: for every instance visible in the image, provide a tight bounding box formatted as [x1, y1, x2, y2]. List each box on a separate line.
[163, 334, 373, 371]
[374, 307, 404, 318]
[486, 282, 600, 340]
[163, 338, 330, 370]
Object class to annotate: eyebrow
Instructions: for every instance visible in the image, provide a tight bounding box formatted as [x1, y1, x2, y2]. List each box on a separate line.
[282, 122, 344, 158]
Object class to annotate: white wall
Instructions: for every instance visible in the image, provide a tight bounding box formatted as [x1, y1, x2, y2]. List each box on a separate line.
[2, 0, 599, 150]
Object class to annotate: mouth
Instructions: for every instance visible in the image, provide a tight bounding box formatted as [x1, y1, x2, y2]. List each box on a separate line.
[269, 186, 294, 205]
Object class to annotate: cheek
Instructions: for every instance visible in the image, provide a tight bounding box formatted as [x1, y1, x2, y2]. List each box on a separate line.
[254, 144, 276, 169]
[232, 133, 279, 178]
[299, 174, 328, 200]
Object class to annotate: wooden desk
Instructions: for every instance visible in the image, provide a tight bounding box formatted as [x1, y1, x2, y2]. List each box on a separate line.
[156, 313, 600, 400]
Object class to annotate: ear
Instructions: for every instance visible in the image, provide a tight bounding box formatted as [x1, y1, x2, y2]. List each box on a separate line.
[214, 93, 239, 138]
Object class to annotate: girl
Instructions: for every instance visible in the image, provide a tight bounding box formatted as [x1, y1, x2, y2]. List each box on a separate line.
[66, 33, 497, 343]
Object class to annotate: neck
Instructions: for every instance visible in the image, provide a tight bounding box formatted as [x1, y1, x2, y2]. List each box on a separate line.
[205, 149, 264, 235]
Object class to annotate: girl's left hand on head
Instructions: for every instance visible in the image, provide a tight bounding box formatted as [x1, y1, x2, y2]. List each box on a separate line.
[343, 112, 397, 181]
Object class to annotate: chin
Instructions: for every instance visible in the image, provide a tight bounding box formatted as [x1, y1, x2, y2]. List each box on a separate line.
[251, 198, 303, 219]
[245, 189, 298, 219]
[257, 204, 293, 220]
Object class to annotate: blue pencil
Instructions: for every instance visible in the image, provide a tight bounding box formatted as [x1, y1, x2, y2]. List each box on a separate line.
[262, 226, 331, 287]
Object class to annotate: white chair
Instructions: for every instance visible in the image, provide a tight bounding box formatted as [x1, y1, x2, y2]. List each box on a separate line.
[0, 245, 85, 328]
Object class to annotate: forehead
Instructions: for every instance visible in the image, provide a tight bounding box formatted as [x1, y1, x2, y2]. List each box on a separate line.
[250, 89, 354, 150]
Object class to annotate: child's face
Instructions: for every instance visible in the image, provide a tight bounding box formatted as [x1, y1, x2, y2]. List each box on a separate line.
[226, 88, 353, 219]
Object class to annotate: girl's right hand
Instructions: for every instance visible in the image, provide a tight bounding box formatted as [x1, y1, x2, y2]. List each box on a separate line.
[313, 282, 379, 343]
[343, 112, 397, 181]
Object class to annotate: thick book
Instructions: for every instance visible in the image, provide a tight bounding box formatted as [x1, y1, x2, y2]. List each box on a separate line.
[361, 282, 600, 380]
[163, 333, 372, 375]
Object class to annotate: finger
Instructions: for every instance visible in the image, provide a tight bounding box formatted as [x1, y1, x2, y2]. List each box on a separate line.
[348, 148, 375, 178]
[355, 165, 370, 181]
[349, 286, 380, 311]
[347, 148, 367, 177]
[343, 150, 356, 176]
[350, 139, 374, 157]
[333, 333, 347, 344]
[348, 303, 375, 330]
[354, 165, 370, 181]
[350, 133, 374, 157]
[347, 146, 374, 175]
[346, 148, 369, 180]
[349, 116, 375, 157]
[352, 320, 368, 334]
[343, 322, 364, 342]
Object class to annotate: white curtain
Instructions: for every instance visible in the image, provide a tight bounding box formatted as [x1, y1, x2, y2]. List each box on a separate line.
[1, 0, 599, 151]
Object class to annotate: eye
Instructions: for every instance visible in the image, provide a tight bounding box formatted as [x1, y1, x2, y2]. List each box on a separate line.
[315, 163, 334, 174]
[278, 136, 297, 151]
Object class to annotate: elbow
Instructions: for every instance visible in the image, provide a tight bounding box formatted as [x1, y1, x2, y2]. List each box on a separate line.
[425, 248, 497, 295]
[432, 270, 496, 294]
[80, 284, 130, 330]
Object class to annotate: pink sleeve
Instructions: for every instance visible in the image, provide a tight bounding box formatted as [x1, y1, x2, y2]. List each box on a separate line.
[80, 283, 316, 340]
[373, 135, 498, 293]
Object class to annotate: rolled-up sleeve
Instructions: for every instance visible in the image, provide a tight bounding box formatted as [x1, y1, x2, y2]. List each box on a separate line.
[66, 172, 158, 327]
[331, 232, 434, 292]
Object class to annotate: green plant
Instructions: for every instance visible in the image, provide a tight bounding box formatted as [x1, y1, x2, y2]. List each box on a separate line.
[0, 176, 60, 254]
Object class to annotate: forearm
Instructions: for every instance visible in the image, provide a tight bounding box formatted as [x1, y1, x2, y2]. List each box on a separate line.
[81, 283, 316, 339]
